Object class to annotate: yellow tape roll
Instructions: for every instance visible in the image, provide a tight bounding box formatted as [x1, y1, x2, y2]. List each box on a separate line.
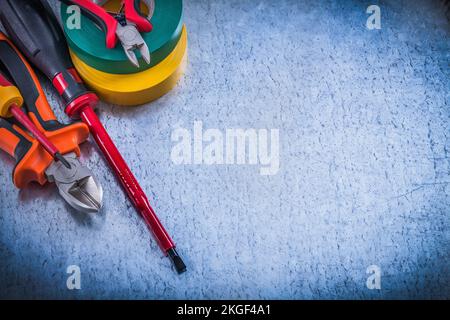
[70, 26, 187, 106]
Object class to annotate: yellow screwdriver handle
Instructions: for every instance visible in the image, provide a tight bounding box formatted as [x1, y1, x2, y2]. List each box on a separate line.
[0, 75, 24, 118]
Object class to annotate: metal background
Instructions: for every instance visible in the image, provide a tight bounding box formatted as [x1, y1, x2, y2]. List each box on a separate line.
[0, 0, 448, 299]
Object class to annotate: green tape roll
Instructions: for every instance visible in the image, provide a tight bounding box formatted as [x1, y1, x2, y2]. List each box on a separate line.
[61, 0, 183, 74]
[71, 26, 188, 106]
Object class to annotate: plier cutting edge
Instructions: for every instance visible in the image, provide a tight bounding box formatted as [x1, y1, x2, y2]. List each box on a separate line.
[60, 0, 155, 68]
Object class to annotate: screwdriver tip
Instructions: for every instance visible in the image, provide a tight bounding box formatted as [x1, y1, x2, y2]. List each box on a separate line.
[55, 152, 71, 169]
[167, 248, 187, 274]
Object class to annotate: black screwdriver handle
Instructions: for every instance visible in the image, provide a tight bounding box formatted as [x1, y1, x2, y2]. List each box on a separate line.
[0, 0, 96, 114]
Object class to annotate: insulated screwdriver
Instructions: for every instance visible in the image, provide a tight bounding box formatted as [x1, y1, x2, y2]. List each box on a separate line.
[0, 72, 71, 169]
[0, 0, 186, 273]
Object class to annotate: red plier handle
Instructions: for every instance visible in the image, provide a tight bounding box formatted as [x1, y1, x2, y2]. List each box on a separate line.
[61, 0, 118, 48]
[60, 0, 152, 49]
[124, 0, 153, 32]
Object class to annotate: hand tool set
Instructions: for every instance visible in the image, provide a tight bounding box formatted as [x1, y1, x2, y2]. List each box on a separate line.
[0, 33, 102, 213]
[0, 0, 187, 274]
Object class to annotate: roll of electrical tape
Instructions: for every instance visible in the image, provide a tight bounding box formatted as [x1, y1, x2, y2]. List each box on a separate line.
[61, 0, 183, 74]
[71, 26, 187, 106]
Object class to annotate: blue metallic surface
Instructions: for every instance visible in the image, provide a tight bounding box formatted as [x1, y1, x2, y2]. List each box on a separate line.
[0, 0, 448, 299]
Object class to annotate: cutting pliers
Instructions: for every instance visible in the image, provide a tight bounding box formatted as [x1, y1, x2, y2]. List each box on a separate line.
[0, 34, 103, 213]
[60, 0, 155, 68]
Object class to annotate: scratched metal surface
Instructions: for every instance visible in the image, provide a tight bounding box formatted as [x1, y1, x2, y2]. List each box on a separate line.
[0, 0, 449, 299]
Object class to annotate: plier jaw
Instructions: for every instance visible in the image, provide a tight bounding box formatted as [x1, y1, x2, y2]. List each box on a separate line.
[115, 23, 151, 68]
[46, 153, 103, 214]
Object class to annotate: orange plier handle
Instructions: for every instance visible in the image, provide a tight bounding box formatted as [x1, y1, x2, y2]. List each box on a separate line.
[0, 32, 90, 188]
